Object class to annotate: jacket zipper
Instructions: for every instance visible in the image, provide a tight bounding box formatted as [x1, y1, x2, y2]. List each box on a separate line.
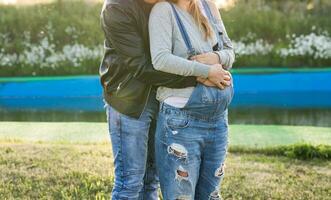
[115, 74, 132, 95]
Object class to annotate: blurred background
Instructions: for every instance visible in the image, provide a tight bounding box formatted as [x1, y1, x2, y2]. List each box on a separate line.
[0, 0, 330, 199]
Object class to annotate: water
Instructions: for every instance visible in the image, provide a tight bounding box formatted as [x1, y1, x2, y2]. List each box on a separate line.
[1, 72, 331, 127]
[1, 108, 330, 127]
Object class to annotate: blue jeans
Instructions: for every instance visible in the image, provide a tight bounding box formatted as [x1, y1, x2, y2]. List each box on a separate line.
[155, 83, 234, 200]
[106, 90, 159, 200]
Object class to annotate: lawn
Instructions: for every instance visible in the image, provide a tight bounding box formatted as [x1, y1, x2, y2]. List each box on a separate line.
[0, 122, 330, 199]
[1, 0, 331, 77]
[1, 122, 330, 147]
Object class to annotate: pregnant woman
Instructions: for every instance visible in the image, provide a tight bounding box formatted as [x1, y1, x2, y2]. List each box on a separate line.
[149, 0, 235, 199]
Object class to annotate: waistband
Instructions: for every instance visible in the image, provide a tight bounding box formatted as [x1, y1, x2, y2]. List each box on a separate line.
[159, 102, 227, 122]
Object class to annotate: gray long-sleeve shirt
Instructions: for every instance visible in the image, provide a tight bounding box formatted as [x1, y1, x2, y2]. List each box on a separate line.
[149, 1, 235, 103]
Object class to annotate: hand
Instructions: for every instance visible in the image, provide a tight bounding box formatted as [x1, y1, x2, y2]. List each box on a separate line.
[208, 64, 232, 89]
[191, 52, 220, 65]
[197, 77, 217, 87]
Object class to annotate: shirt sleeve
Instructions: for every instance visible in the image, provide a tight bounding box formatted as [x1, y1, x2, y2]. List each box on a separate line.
[207, 0, 235, 69]
[149, 2, 210, 78]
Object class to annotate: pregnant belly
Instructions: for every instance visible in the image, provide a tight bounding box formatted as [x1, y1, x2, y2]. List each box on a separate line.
[181, 83, 234, 115]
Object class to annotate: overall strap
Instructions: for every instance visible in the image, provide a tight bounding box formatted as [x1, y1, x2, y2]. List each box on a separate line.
[201, 0, 224, 50]
[169, 3, 196, 58]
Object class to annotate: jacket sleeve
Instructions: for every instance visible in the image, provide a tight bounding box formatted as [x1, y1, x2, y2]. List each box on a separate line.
[100, 4, 197, 88]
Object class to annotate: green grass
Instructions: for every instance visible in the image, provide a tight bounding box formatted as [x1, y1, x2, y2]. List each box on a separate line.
[1, 143, 330, 199]
[0, 143, 113, 199]
[1, 122, 330, 147]
[0, 122, 331, 199]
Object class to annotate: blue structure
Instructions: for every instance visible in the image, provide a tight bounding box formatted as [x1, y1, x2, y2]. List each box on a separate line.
[1, 70, 331, 112]
[232, 71, 331, 108]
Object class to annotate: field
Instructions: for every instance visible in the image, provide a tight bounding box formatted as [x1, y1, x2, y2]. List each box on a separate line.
[0, 122, 330, 199]
[1, 122, 331, 147]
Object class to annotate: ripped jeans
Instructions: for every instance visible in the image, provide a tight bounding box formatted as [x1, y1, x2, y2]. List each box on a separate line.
[155, 83, 234, 200]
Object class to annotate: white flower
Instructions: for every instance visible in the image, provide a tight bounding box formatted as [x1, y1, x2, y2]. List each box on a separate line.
[233, 39, 273, 56]
[278, 32, 331, 59]
[1, 28, 330, 71]
[5, 35, 103, 69]
[65, 26, 79, 40]
[0, 51, 17, 67]
[62, 44, 103, 67]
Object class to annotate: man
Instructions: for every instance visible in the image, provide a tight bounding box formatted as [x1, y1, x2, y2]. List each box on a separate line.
[100, 0, 231, 199]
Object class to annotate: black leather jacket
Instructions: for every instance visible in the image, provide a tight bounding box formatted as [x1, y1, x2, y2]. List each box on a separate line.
[100, 0, 197, 118]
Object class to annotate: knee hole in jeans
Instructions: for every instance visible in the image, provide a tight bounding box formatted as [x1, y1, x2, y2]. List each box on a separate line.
[167, 143, 188, 160]
[215, 163, 225, 177]
[176, 195, 191, 200]
[175, 165, 189, 182]
[209, 189, 221, 200]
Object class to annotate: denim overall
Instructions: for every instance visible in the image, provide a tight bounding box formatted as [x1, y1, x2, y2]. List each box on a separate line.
[155, 1, 234, 200]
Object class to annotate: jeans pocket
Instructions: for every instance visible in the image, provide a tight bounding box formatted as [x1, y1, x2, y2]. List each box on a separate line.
[201, 85, 232, 104]
[166, 116, 189, 130]
[202, 85, 234, 113]
[201, 86, 217, 103]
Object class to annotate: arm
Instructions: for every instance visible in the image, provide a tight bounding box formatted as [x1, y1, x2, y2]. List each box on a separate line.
[208, 0, 235, 69]
[100, 4, 197, 88]
[149, 2, 210, 78]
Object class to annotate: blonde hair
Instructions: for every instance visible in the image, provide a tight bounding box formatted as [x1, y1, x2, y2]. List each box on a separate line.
[168, 0, 213, 40]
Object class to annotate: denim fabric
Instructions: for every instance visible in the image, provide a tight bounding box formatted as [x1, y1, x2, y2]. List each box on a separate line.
[106, 90, 159, 200]
[155, 83, 234, 200]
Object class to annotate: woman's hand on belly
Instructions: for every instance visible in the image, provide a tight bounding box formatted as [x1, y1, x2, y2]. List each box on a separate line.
[191, 52, 220, 65]
[197, 75, 231, 90]
[204, 65, 232, 89]
[197, 77, 217, 87]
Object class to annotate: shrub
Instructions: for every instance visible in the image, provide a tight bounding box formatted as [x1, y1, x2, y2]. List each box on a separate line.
[230, 143, 331, 160]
